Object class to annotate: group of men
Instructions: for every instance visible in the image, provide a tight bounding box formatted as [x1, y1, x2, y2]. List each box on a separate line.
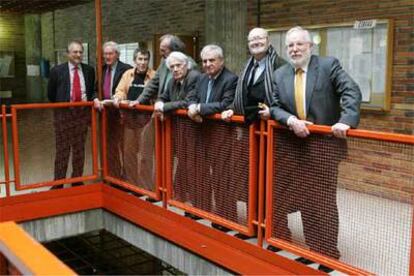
[47, 25, 362, 270]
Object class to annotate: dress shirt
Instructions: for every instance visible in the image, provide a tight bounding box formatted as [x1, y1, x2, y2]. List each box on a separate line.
[68, 62, 87, 101]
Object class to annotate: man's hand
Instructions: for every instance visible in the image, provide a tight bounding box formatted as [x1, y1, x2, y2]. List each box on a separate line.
[153, 101, 165, 121]
[93, 98, 103, 111]
[128, 100, 140, 109]
[258, 104, 270, 120]
[221, 109, 234, 122]
[287, 116, 313, 138]
[331, 123, 350, 139]
[188, 104, 202, 122]
[113, 97, 121, 108]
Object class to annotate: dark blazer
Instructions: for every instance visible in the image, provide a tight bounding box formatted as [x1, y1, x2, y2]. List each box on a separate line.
[158, 69, 200, 113]
[270, 55, 362, 128]
[48, 62, 95, 102]
[187, 67, 238, 116]
[103, 61, 132, 95]
[244, 55, 286, 106]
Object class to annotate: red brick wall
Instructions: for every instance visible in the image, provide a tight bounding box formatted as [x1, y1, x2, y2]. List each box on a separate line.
[247, 0, 414, 135]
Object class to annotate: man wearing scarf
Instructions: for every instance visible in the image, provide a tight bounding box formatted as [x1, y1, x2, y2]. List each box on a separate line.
[221, 27, 286, 124]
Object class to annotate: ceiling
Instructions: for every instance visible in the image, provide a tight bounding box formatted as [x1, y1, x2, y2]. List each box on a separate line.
[0, 0, 94, 13]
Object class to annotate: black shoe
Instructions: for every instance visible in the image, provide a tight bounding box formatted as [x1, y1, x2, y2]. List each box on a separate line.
[233, 233, 251, 240]
[50, 185, 64, 190]
[318, 264, 333, 273]
[295, 257, 315, 265]
[266, 245, 282, 252]
[184, 212, 202, 220]
[211, 223, 231, 232]
[71, 182, 84, 187]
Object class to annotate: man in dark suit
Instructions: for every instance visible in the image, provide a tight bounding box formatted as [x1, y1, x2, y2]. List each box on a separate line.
[221, 27, 286, 124]
[94, 41, 132, 178]
[270, 26, 361, 269]
[47, 40, 95, 189]
[187, 44, 237, 121]
[186, 44, 238, 231]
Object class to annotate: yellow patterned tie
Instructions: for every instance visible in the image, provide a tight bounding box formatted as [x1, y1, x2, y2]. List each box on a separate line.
[294, 68, 305, 120]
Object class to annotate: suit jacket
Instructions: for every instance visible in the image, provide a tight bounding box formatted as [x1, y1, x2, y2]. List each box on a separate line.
[270, 55, 362, 128]
[48, 62, 95, 102]
[103, 61, 132, 95]
[158, 69, 200, 113]
[187, 67, 238, 116]
[138, 56, 198, 104]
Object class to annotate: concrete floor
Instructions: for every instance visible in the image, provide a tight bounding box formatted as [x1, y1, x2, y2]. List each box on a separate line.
[0, 108, 412, 275]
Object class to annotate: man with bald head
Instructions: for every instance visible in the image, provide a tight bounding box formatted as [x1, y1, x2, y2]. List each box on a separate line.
[221, 27, 286, 124]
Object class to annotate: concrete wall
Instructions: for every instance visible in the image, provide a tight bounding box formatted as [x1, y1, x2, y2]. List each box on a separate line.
[20, 209, 232, 275]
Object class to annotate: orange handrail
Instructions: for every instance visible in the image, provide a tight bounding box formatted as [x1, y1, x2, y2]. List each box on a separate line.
[0, 221, 75, 275]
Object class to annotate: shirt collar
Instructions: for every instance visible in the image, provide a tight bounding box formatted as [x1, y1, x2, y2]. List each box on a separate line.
[69, 62, 80, 70]
[209, 67, 224, 81]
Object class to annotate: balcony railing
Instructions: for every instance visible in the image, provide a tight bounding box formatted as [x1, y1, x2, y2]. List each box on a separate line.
[0, 102, 413, 275]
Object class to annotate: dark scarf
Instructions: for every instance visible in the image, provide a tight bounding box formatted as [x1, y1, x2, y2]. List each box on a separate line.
[233, 45, 277, 114]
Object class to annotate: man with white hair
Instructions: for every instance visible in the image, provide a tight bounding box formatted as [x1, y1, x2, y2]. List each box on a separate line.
[134, 34, 188, 106]
[187, 44, 237, 122]
[269, 26, 361, 272]
[153, 51, 200, 117]
[221, 27, 286, 124]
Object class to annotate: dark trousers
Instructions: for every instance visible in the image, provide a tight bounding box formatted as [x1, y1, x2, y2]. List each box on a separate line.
[273, 131, 346, 259]
[53, 108, 90, 180]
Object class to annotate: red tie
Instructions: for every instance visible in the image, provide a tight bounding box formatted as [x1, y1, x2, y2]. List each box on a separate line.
[72, 66, 81, 102]
[103, 67, 112, 99]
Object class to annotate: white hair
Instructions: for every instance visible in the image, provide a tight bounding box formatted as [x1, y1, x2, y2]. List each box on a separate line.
[285, 26, 312, 45]
[200, 44, 224, 60]
[103, 41, 120, 54]
[165, 51, 193, 70]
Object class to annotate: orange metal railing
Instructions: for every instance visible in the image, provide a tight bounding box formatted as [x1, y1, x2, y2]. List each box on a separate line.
[0, 221, 75, 275]
[1, 103, 413, 275]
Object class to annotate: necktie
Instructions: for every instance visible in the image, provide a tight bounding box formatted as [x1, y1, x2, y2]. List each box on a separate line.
[248, 61, 259, 88]
[294, 68, 305, 120]
[205, 79, 213, 103]
[103, 66, 112, 99]
[72, 66, 81, 102]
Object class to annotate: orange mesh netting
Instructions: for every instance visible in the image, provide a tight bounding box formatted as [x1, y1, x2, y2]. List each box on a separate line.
[15, 107, 94, 187]
[269, 127, 413, 275]
[105, 107, 156, 192]
[171, 116, 251, 227]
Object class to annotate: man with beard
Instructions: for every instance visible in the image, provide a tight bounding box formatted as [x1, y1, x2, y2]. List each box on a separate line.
[270, 26, 361, 272]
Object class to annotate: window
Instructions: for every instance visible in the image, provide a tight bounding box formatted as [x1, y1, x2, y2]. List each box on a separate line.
[118, 43, 139, 66]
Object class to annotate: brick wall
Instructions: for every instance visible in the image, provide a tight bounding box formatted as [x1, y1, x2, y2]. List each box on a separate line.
[0, 13, 26, 101]
[247, 0, 414, 135]
[50, 0, 205, 68]
[247, 0, 414, 202]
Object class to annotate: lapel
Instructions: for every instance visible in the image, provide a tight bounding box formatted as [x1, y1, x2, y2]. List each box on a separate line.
[305, 55, 318, 116]
[112, 63, 123, 91]
[285, 65, 297, 115]
[200, 75, 209, 102]
[81, 63, 89, 92]
[64, 63, 71, 96]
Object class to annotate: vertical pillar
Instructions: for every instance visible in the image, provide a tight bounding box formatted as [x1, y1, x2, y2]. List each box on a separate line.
[24, 14, 43, 102]
[205, 0, 247, 73]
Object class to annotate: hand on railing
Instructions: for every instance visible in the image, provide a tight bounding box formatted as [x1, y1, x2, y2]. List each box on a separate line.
[154, 101, 165, 121]
[93, 98, 103, 111]
[287, 116, 313, 138]
[221, 109, 234, 122]
[331, 123, 350, 139]
[258, 103, 270, 120]
[187, 104, 203, 123]
[128, 100, 140, 109]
